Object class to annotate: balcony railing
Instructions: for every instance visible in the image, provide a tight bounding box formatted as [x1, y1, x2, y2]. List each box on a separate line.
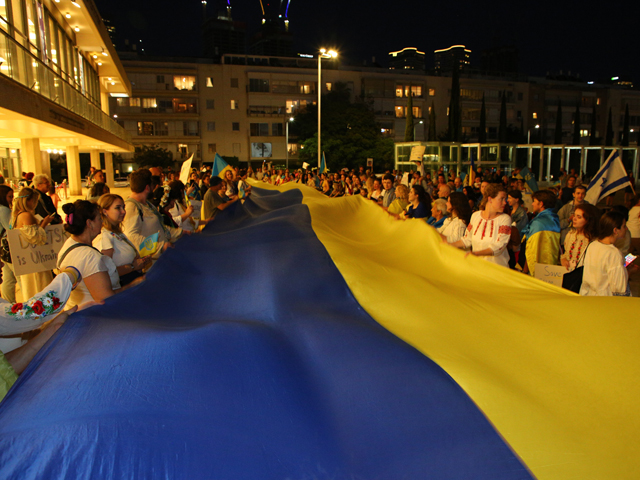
[0, 29, 131, 144]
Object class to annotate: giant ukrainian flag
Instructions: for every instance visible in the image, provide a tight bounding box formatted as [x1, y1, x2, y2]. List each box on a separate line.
[0, 183, 638, 479]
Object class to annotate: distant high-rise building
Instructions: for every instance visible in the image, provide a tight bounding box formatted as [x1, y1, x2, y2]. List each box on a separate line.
[388, 47, 425, 71]
[434, 45, 471, 73]
[481, 46, 519, 74]
[202, 5, 246, 59]
[248, 15, 293, 57]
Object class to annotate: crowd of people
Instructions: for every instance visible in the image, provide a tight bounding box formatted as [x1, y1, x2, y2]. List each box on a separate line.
[0, 161, 637, 399]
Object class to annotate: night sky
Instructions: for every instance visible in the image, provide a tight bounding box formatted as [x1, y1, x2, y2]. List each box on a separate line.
[95, 0, 639, 83]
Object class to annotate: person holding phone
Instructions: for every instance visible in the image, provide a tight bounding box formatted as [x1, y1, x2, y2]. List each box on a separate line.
[580, 210, 639, 296]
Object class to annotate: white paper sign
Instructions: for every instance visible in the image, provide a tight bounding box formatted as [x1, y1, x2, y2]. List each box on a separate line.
[302, 162, 310, 170]
[8, 225, 67, 276]
[179, 154, 194, 185]
[401, 173, 410, 187]
[534, 263, 567, 287]
[189, 199, 202, 221]
[410, 146, 426, 162]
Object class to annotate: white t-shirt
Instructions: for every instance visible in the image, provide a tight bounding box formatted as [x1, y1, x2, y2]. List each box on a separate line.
[93, 229, 138, 267]
[58, 238, 120, 309]
[627, 206, 640, 238]
[580, 241, 629, 296]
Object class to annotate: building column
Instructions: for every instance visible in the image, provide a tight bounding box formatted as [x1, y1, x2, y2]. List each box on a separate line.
[40, 151, 51, 179]
[104, 152, 115, 189]
[90, 149, 101, 170]
[20, 138, 43, 175]
[66, 146, 82, 196]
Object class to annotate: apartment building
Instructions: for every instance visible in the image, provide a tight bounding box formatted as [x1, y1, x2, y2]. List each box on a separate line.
[0, 0, 132, 193]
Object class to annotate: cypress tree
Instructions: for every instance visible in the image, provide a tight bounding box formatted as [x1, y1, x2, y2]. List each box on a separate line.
[478, 93, 487, 143]
[404, 91, 414, 142]
[428, 101, 436, 141]
[448, 65, 461, 141]
[605, 108, 614, 146]
[589, 104, 597, 146]
[572, 101, 581, 145]
[554, 99, 563, 144]
[621, 104, 630, 146]
[498, 91, 507, 143]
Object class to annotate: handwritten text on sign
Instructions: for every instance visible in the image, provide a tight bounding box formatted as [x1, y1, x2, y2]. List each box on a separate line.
[534, 263, 567, 287]
[8, 225, 67, 276]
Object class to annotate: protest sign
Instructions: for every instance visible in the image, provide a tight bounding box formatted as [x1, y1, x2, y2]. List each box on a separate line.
[8, 225, 66, 276]
[179, 154, 194, 185]
[534, 264, 567, 287]
[410, 146, 426, 162]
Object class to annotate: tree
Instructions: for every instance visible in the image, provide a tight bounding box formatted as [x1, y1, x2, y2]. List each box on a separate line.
[133, 144, 174, 169]
[589, 104, 598, 146]
[605, 108, 614, 146]
[554, 100, 563, 144]
[428, 101, 437, 141]
[498, 91, 507, 143]
[447, 65, 461, 142]
[404, 91, 414, 141]
[572, 102, 581, 145]
[293, 82, 392, 172]
[478, 94, 487, 143]
[621, 104, 630, 146]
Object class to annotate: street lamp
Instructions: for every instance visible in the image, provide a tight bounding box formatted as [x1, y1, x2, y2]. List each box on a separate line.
[414, 120, 424, 140]
[285, 116, 294, 170]
[527, 124, 540, 144]
[318, 48, 337, 169]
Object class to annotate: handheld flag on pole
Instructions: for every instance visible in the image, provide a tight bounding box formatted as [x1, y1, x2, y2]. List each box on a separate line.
[319, 152, 326, 174]
[519, 167, 539, 193]
[469, 150, 476, 186]
[585, 150, 632, 205]
[212, 153, 234, 179]
[139, 232, 159, 257]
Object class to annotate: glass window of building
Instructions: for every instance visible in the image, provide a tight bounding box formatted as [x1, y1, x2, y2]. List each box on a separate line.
[395, 85, 403, 98]
[142, 98, 157, 109]
[231, 100, 238, 110]
[183, 121, 199, 136]
[249, 78, 269, 92]
[174, 76, 196, 91]
[326, 82, 332, 91]
[10, 0, 25, 39]
[428, 88, 435, 96]
[412, 107, 422, 118]
[411, 85, 422, 97]
[272, 123, 283, 136]
[230, 78, 238, 88]
[532, 112, 537, 119]
[299, 82, 314, 94]
[0, 0, 8, 31]
[155, 122, 168, 136]
[250, 123, 268, 136]
[395, 106, 405, 118]
[272, 80, 297, 94]
[232, 122, 239, 131]
[157, 75, 165, 83]
[137, 122, 154, 136]
[206, 99, 214, 109]
[207, 122, 215, 131]
[206, 77, 213, 87]
[286, 100, 299, 114]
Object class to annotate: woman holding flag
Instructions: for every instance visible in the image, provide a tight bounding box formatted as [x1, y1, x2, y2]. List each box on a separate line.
[59, 200, 143, 309]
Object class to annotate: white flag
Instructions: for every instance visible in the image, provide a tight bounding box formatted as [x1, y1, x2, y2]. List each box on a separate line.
[584, 151, 631, 205]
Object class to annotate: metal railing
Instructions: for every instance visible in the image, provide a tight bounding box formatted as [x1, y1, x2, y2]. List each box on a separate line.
[0, 29, 131, 144]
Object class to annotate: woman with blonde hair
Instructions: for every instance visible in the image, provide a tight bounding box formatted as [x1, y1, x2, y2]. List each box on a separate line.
[387, 184, 409, 217]
[93, 194, 150, 286]
[11, 188, 55, 300]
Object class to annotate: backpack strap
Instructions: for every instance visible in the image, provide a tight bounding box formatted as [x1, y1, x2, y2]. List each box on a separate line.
[57, 243, 101, 269]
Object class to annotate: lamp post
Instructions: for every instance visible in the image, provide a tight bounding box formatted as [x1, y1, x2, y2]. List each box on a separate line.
[285, 117, 294, 170]
[528, 124, 540, 144]
[414, 120, 424, 140]
[318, 48, 337, 169]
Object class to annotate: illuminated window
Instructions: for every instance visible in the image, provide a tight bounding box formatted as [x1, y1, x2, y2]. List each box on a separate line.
[137, 122, 154, 135]
[412, 107, 422, 118]
[116, 98, 128, 107]
[174, 76, 196, 91]
[299, 82, 314, 94]
[130, 98, 140, 107]
[208, 143, 216, 153]
[429, 88, 435, 96]
[597, 98, 601, 105]
[580, 129, 589, 137]
[411, 85, 422, 97]
[231, 100, 239, 110]
[286, 100, 300, 114]
[395, 106, 405, 118]
[206, 77, 214, 87]
[532, 112, 538, 119]
[396, 85, 404, 97]
[142, 98, 157, 109]
[326, 82, 332, 91]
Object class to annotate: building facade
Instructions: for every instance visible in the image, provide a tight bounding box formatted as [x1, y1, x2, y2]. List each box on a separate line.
[0, 0, 132, 193]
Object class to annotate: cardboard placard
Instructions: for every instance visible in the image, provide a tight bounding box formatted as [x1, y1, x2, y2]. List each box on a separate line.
[8, 225, 67, 276]
[366, 158, 373, 167]
[534, 263, 567, 287]
[189, 199, 202, 221]
[179, 154, 194, 185]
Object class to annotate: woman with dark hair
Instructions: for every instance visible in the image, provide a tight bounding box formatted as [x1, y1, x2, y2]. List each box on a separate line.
[580, 210, 638, 296]
[560, 204, 599, 272]
[12, 188, 55, 299]
[402, 185, 430, 219]
[166, 181, 196, 232]
[462, 186, 477, 211]
[0, 185, 16, 303]
[58, 200, 140, 308]
[447, 183, 512, 268]
[87, 182, 110, 203]
[438, 192, 472, 243]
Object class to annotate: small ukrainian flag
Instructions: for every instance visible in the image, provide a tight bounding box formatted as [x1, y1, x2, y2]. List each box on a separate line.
[139, 232, 159, 257]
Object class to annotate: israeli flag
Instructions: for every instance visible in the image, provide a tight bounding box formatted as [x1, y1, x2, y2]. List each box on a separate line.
[585, 150, 632, 205]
